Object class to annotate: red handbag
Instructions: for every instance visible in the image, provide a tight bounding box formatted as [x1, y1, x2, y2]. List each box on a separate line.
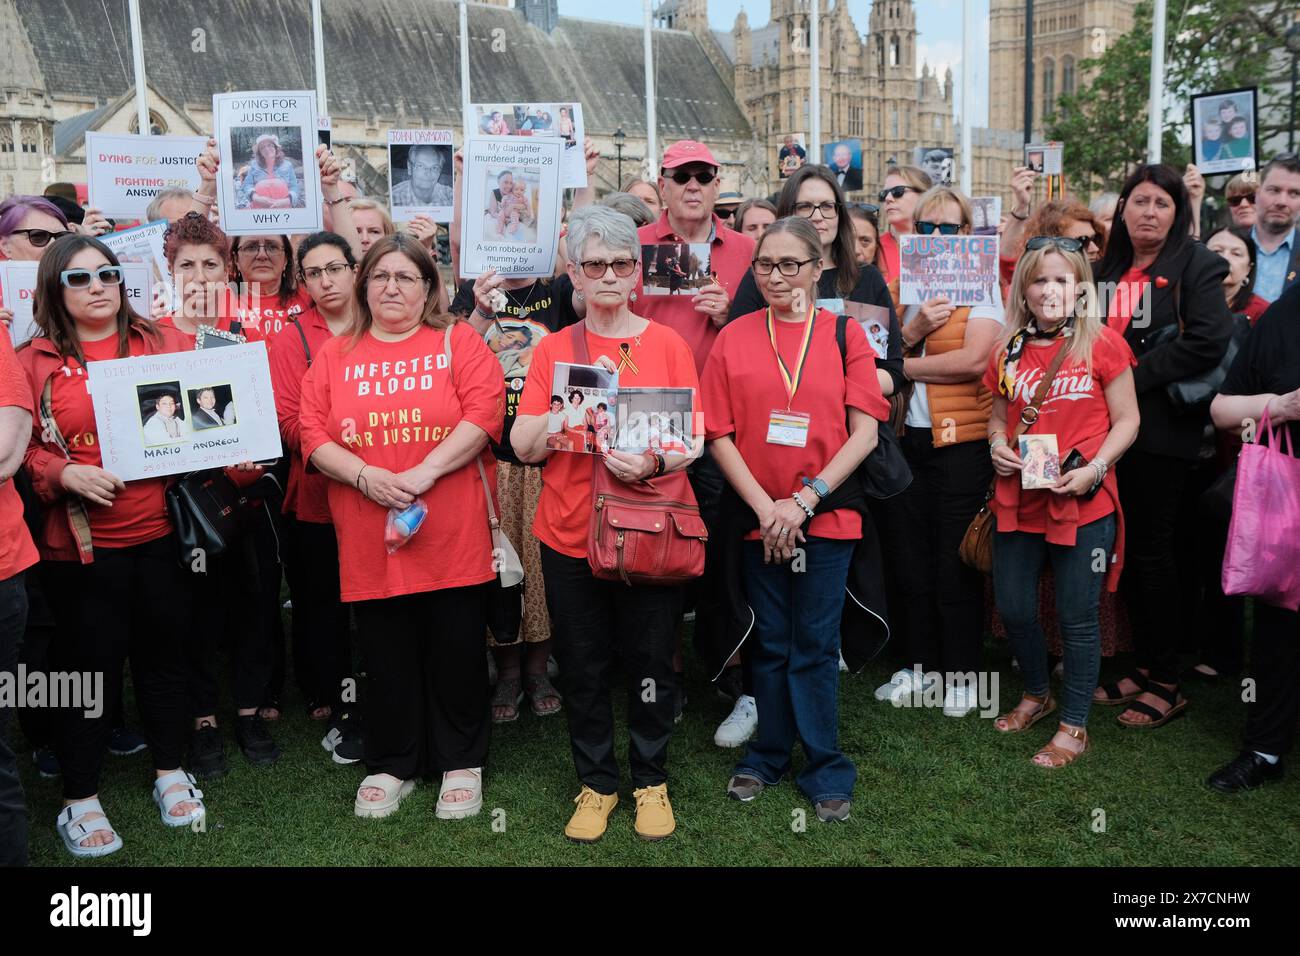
[567, 321, 708, 585]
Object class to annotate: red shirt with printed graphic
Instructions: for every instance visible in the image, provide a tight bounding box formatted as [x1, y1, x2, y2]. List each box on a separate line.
[298, 322, 505, 601]
[982, 326, 1136, 533]
[0, 324, 37, 579]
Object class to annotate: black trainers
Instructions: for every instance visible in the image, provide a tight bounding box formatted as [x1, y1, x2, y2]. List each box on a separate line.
[322, 709, 363, 765]
[235, 713, 282, 766]
[1206, 751, 1284, 794]
[188, 721, 228, 779]
[33, 747, 60, 779]
[108, 726, 149, 756]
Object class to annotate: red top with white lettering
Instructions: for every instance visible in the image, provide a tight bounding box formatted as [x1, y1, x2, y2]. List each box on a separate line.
[298, 322, 505, 601]
[0, 324, 38, 579]
[233, 287, 311, 340]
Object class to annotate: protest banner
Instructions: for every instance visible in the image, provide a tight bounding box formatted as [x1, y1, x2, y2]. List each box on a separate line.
[213, 90, 322, 236]
[85, 133, 208, 220]
[465, 102, 586, 188]
[102, 221, 174, 310]
[88, 342, 282, 481]
[387, 129, 454, 223]
[459, 136, 563, 279]
[0, 261, 39, 345]
[898, 234, 1001, 306]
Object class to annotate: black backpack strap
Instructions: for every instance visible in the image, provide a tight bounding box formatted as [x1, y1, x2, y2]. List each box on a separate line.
[288, 316, 312, 367]
[835, 313, 849, 369]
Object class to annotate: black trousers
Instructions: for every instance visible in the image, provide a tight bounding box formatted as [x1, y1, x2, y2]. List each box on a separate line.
[14, 570, 55, 751]
[40, 536, 192, 800]
[353, 583, 490, 780]
[891, 432, 991, 676]
[686, 444, 726, 670]
[283, 517, 352, 711]
[0, 572, 30, 867]
[540, 543, 680, 794]
[1193, 465, 1244, 674]
[1243, 602, 1300, 757]
[1118, 449, 1194, 684]
[187, 505, 281, 716]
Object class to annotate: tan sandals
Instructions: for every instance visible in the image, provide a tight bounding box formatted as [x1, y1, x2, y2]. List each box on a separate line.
[1032, 724, 1090, 769]
[994, 692, 1056, 733]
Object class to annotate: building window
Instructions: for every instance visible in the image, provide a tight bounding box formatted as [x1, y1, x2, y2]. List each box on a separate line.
[891, 107, 898, 139]
[1062, 56, 1076, 97]
[1042, 58, 1055, 118]
[129, 110, 168, 136]
[849, 106, 864, 137]
[20, 124, 37, 154]
[0, 127, 12, 153]
[889, 35, 899, 67]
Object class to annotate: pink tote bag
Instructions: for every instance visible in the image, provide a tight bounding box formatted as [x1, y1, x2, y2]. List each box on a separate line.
[1222, 410, 1300, 610]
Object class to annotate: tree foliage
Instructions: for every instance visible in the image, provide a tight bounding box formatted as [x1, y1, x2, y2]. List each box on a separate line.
[1047, 0, 1296, 192]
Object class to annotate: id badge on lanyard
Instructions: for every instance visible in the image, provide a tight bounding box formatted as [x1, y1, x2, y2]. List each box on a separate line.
[764, 305, 816, 448]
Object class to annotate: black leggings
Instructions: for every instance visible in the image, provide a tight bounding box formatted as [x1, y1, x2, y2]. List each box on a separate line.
[40, 535, 193, 800]
[283, 517, 352, 711]
[353, 583, 491, 780]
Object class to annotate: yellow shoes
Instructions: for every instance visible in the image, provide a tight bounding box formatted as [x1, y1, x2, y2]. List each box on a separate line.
[632, 784, 675, 841]
[564, 786, 619, 843]
[563, 783, 677, 842]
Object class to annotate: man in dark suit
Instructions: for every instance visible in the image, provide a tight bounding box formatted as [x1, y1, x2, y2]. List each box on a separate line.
[191, 388, 230, 430]
[828, 143, 862, 192]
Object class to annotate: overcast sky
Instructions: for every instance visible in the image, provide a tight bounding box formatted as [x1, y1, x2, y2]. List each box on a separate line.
[557, 0, 991, 126]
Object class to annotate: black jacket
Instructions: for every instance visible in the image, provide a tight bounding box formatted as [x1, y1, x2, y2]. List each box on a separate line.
[1097, 240, 1232, 460]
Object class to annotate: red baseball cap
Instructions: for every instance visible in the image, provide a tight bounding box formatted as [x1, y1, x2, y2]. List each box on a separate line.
[661, 140, 719, 171]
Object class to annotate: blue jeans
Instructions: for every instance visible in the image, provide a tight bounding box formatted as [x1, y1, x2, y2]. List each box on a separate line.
[737, 537, 856, 803]
[992, 514, 1115, 727]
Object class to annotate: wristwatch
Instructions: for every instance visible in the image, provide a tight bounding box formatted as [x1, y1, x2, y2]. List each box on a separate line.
[801, 476, 830, 499]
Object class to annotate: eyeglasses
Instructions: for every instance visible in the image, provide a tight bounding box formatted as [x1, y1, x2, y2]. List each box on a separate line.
[1025, 236, 1083, 253]
[792, 200, 839, 219]
[60, 266, 124, 289]
[915, 221, 962, 236]
[11, 228, 71, 248]
[579, 258, 638, 279]
[1227, 193, 1256, 207]
[666, 170, 716, 186]
[409, 161, 440, 173]
[238, 241, 285, 258]
[878, 185, 921, 202]
[752, 257, 817, 276]
[301, 261, 354, 282]
[369, 270, 426, 290]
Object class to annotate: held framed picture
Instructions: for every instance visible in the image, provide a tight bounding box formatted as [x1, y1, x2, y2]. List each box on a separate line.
[1190, 86, 1258, 175]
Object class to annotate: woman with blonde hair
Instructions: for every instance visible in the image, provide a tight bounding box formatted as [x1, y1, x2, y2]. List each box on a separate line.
[346, 198, 396, 257]
[985, 236, 1139, 767]
[875, 164, 932, 284]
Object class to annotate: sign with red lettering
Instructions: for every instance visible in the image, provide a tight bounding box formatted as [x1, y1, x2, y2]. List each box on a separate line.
[86, 133, 209, 219]
[0, 261, 39, 345]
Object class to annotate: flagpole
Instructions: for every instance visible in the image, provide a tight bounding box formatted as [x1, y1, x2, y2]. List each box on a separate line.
[643, 0, 657, 176]
[127, 0, 150, 135]
[960, 0, 973, 194]
[1148, 0, 1166, 162]
[460, 0, 472, 121]
[809, 0, 821, 159]
[311, 0, 328, 115]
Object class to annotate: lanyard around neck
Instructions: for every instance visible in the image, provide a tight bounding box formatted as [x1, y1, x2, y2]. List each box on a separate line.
[766, 304, 817, 409]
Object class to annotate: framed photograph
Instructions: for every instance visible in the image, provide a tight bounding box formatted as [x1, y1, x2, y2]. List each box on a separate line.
[641, 243, 711, 296]
[822, 139, 863, 192]
[914, 146, 955, 186]
[1190, 87, 1258, 175]
[465, 102, 586, 188]
[1019, 433, 1060, 490]
[545, 362, 617, 455]
[387, 129, 454, 223]
[777, 133, 807, 179]
[613, 387, 698, 457]
[970, 196, 1002, 236]
[195, 325, 247, 349]
[1024, 142, 1064, 176]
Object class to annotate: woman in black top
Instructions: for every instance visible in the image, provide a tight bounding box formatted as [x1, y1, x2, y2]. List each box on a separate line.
[1092, 164, 1232, 727]
[451, 270, 580, 723]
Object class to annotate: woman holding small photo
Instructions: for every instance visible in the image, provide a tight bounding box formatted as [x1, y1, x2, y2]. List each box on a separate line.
[19, 235, 202, 857]
[985, 236, 1138, 768]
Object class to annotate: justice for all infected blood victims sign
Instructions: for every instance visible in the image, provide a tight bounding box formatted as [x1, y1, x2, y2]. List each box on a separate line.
[898, 234, 1001, 306]
[85, 133, 209, 220]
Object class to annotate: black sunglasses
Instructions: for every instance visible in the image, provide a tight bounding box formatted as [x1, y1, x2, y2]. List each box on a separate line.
[1025, 236, 1084, 253]
[849, 202, 880, 215]
[667, 170, 716, 186]
[1227, 193, 1256, 207]
[915, 221, 961, 236]
[10, 228, 72, 248]
[878, 185, 921, 202]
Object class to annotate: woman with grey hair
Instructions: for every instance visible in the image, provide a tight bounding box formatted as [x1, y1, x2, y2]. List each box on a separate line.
[1089, 193, 1120, 233]
[512, 205, 704, 844]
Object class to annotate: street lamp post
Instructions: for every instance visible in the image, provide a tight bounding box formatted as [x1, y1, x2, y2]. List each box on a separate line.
[614, 127, 627, 188]
[1287, 22, 1300, 153]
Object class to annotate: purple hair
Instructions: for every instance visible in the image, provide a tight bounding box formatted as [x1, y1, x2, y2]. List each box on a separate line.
[0, 195, 69, 238]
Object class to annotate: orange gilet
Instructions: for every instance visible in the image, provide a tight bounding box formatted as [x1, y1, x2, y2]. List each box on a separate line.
[890, 277, 993, 448]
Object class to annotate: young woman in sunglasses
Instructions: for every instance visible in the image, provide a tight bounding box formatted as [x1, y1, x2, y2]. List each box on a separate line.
[17, 236, 203, 857]
[875, 165, 933, 285]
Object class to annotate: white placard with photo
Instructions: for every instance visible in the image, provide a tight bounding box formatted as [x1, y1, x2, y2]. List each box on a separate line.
[85, 133, 208, 220]
[212, 90, 322, 236]
[1191, 87, 1258, 175]
[465, 102, 586, 188]
[88, 342, 283, 481]
[459, 136, 563, 280]
[101, 220, 175, 310]
[1024, 142, 1064, 176]
[387, 129, 454, 223]
[0, 261, 39, 345]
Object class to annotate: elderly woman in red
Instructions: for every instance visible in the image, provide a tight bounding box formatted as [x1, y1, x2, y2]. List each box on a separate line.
[986, 237, 1139, 768]
[299, 233, 503, 821]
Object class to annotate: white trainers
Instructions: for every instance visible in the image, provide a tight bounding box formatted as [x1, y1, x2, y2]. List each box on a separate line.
[714, 695, 758, 748]
[873, 668, 934, 703]
[943, 682, 979, 717]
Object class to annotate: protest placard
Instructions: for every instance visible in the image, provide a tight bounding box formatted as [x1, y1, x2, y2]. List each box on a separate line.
[465, 102, 586, 188]
[970, 196, 1002, 236]
[613, 387, 698, 457]
[88, 341, 282, 481]
[317, 115, 332, 150]
[102, 221, 174, 309]
[85, 133, 208, 220]
[1191, 87, 1258, 175]
[898, 234, 1001, 306]
[0, 261, 39, 345]
[642, 242, 711, 296]
[1024, 142, 1064, 176]
[823, 139, 863, 191]
[459, 136, 563, 279]
[914, 146, 956, 186]
[545, 363, 617, 454]
[119, 262, 153, 319]
[387, 129, 454, 223]
[213, 91, 322, 236]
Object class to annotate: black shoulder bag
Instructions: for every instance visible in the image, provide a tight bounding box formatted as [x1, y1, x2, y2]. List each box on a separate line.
[835, 314, 912, 498]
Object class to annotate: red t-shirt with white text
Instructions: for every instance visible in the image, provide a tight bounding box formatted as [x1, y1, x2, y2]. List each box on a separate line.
[298, 322, 505, 601]
[233, 287, 311, 340]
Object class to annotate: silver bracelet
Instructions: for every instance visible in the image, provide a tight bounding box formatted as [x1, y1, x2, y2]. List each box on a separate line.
[791, 491, 816, 519]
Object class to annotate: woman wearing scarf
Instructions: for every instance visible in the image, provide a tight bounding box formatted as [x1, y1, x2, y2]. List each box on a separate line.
[984, 237, 1139, 768]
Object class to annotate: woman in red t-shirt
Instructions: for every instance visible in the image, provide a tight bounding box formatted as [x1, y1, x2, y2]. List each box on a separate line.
[229, 234, 311, 340]
[19, 236, 204, 857]
[703, 217, 888, 823]
[299, 233, 502, 822]
[512, 206, 701, 844]
[985, 237, 1139, 768]
[271, 231, 359, 757]
[159, 213, 264, 347]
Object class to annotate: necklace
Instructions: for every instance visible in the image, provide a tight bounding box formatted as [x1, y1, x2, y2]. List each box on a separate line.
[501, 281, 540, 319]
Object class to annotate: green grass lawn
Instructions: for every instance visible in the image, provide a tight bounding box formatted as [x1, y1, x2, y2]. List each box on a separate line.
[15, 636, 1299, 867]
